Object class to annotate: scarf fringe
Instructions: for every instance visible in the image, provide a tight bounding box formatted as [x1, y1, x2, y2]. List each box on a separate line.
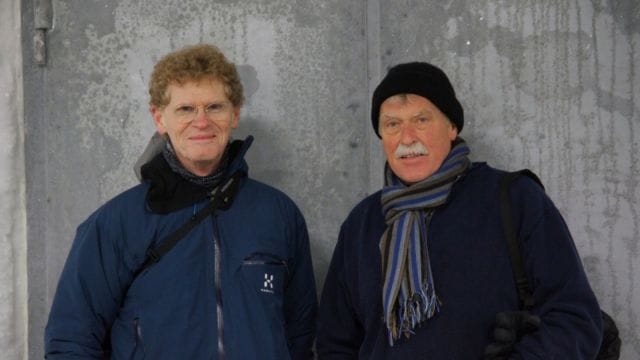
[387, 284, 440, 345]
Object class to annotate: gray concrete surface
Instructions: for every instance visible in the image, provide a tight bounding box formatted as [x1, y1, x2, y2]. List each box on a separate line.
[8, 0, 639, 358]
[0, 0, 27, 359]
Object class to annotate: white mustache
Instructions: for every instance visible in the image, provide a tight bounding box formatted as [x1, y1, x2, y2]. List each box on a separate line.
[395, 142, 428, 158]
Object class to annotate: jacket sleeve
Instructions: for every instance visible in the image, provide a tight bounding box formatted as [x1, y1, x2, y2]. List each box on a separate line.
[284, 209, 319, 360]
[44, 210, 134, 358]
[316, 226, 363, 360]
[510, 180, 603, 359]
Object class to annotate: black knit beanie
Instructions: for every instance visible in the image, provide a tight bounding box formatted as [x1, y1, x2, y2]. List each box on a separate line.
[371, 62, 464, 138]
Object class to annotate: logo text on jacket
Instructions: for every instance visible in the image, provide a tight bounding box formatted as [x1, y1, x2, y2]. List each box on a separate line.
[261, 273, 274, 294]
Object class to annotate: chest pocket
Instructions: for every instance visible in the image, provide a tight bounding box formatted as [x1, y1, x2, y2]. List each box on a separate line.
[241, 252, 289, 296]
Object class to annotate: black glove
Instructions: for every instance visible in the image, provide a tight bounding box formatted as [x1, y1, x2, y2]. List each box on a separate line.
[483, 311, 541, 359]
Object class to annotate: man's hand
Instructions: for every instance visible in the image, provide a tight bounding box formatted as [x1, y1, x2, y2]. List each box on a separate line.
[483, 311, 541, 359]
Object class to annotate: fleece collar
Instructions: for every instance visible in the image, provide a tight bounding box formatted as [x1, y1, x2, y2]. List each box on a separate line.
[140, 136, 253, 213]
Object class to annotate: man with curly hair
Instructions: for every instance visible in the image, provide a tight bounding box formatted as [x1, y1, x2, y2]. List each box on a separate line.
[45, 44, 317, 360]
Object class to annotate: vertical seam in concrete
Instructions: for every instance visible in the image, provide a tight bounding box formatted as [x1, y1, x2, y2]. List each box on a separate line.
[25, 0, 49, 357]
[366, 0, 381, 194]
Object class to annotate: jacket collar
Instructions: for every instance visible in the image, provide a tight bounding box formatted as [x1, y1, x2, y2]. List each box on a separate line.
[140, 136, 253, 213]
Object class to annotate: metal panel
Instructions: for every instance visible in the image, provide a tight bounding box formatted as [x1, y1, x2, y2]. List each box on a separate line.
[23, 0, 369, 358]
[377, 1, 639, 358]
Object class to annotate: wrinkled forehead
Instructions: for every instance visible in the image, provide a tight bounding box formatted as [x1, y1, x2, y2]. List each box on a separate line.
[382, 93, 435, 107]
[163, 76, 230, 104]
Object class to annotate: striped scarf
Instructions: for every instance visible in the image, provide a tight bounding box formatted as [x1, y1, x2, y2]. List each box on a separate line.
[162, 140, 230, 190]
[380, 138, 470, 345]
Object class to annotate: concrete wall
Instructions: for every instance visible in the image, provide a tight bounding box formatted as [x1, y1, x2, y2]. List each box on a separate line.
[0, 0, 28, 359]
[14, 0, 639, 358]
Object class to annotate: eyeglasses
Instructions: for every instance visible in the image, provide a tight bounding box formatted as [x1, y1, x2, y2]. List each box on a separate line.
[172, 102, 234, 124]
[380, 116, 430, 136]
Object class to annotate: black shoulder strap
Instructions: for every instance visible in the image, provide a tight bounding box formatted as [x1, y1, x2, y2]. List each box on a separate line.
[137, 172, 243, 274]
[499, 169, 543, 311]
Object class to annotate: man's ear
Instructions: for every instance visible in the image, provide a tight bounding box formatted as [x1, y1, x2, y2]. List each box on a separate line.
[150, 105, 167, 135]
[231, 107, 240, 129]
[448, 121, 458, 141]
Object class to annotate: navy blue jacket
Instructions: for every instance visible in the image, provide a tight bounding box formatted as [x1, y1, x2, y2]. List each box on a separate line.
[317, 163, 602, 359]
[45, 139, 317, 359]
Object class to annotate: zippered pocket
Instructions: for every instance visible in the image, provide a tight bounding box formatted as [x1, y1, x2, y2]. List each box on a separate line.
[241, 252, 289, 295]
[243, 252, 289, 272]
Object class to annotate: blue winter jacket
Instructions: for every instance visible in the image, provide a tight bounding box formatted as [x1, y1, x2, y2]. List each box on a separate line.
[317, 163, 602, 359]
[45, 138, 317, 359]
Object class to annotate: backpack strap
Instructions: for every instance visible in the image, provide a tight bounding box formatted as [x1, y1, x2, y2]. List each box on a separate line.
[137, 171, 243, 274]
[499, 171, 622, 359]
[499, 169, 543, 311]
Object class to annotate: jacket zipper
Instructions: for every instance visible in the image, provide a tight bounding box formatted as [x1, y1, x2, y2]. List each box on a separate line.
[423, 210, 435, 254]
[133, 318, 145, 355]
[212, 217, 225, 360]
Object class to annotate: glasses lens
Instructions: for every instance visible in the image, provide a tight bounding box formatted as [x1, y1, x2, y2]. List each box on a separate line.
[173, 102, 232, 123]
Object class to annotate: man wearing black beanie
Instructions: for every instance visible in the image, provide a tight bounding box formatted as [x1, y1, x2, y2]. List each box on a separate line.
[317, 62, 604, 359]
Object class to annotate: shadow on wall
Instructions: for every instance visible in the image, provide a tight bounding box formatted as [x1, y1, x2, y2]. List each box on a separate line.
[234, 63, 293, 189]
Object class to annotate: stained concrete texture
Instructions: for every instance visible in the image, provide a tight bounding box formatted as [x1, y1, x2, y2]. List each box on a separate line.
[18, 0, 640, 359]
[0, 0, 27, 359]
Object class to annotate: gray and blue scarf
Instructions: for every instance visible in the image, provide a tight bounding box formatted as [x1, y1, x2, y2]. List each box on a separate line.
[380, 138, 471, 345]
[162, 141, 230, 189]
